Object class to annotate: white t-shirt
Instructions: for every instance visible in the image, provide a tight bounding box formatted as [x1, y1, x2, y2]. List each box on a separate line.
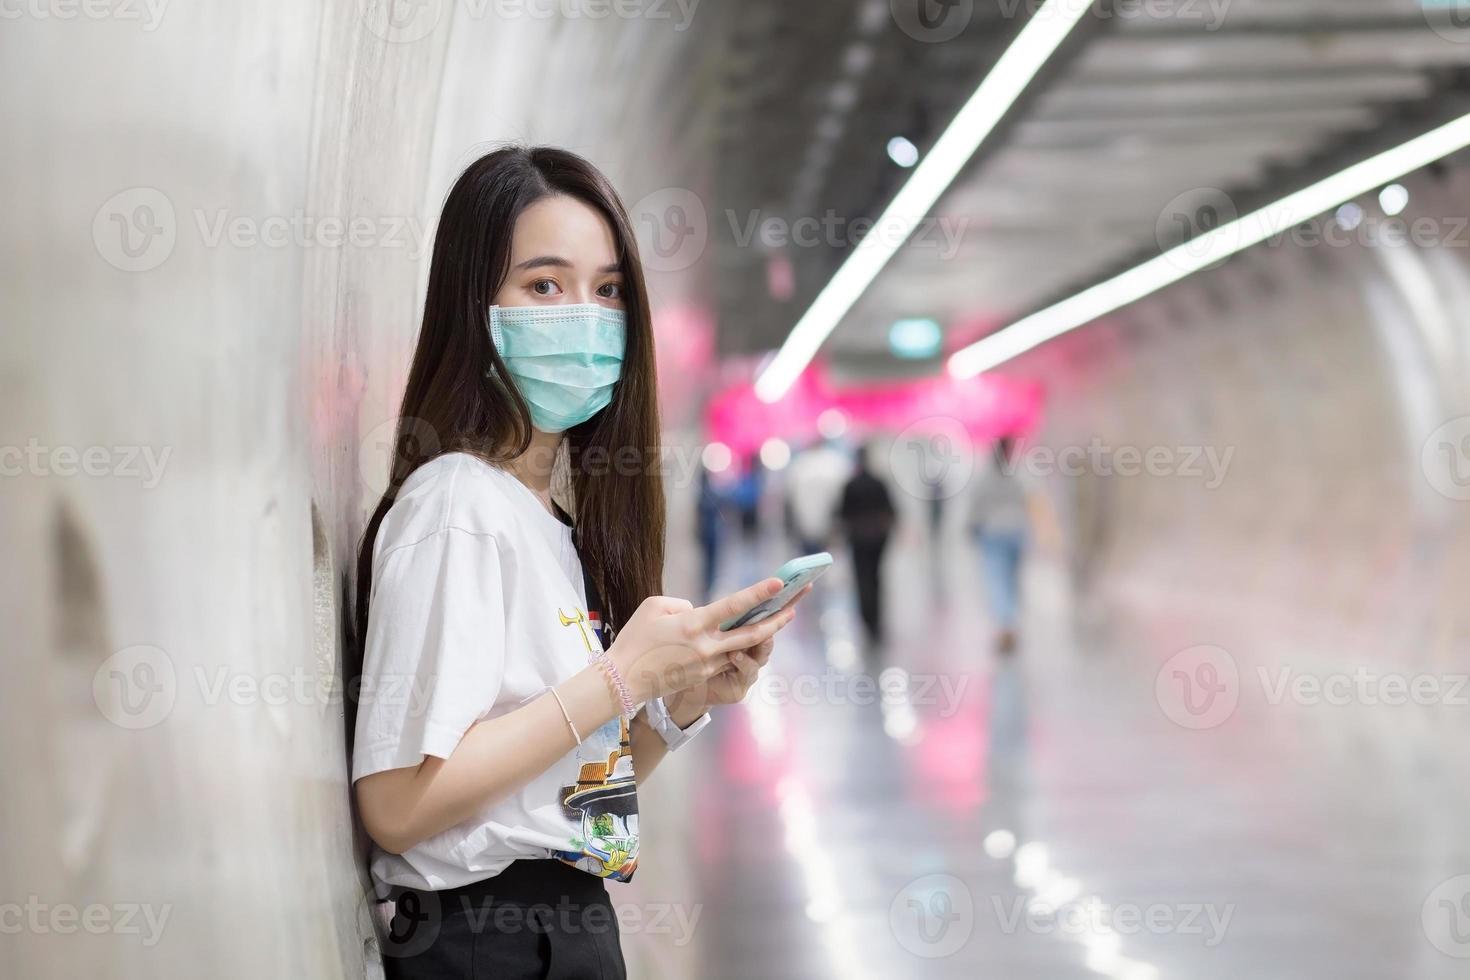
[352, 452, 640, 890]
[969, 455, 1031, 536]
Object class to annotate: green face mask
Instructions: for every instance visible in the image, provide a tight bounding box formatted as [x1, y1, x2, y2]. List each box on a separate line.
[487, 304, 627, 433]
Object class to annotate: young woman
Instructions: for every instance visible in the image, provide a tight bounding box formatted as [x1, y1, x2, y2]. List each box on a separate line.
[351, 147, 808, 979]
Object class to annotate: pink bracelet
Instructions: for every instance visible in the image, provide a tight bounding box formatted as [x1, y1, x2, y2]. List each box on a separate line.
[591, 648, 636, 718]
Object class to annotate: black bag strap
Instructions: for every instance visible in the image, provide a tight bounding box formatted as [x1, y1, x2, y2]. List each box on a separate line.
[580, 560, 613, 652]
[559, 509, 612, 652]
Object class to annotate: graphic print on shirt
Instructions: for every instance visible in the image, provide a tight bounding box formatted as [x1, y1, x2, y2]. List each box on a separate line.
[555, 714, 638, 880]
[558, 606, 598, 651]
[554, 600, 638, 880]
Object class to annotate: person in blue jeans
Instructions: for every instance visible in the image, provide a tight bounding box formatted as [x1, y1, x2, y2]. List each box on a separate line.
[969, 437, 1031, 654]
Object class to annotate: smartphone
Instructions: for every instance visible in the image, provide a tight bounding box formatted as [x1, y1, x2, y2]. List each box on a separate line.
[718, 552, 833, 631]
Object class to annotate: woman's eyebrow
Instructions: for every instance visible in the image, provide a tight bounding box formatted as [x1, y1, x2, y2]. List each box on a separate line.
[512, 256, 622, 275]
[513, 255, 572, 271]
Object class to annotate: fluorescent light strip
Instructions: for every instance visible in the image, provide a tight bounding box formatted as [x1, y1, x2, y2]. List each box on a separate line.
[753, 0, 1092, 403]
[948, 111, 1470, 378]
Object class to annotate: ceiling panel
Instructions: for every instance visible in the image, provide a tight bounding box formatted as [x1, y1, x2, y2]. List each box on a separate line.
[709, 0, 1470, 366]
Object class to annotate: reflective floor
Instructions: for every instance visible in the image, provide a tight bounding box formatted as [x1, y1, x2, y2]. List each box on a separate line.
[620, 527, 1470, 980]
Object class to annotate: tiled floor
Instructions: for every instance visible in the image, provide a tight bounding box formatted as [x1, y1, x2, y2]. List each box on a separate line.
[620, 529, 1470, 979]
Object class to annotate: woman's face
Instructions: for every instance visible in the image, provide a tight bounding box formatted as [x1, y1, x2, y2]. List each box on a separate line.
[493, 194, 626, 310]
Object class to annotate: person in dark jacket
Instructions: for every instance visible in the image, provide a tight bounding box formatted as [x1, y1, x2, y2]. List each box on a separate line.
[695, 466, 725, 603]
[837, 442, 897, 648]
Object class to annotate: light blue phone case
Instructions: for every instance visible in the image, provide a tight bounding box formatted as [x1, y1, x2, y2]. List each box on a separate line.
[718, 552, 833, 631]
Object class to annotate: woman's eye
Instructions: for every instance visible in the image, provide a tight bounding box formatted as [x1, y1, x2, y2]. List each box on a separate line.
[597, 282, 624, 300]
[531, 279, 559, 296]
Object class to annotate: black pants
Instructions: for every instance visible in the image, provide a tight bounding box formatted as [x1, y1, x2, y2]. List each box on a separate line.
[850, 537, 888, 643]
[381, 860, 626, 980]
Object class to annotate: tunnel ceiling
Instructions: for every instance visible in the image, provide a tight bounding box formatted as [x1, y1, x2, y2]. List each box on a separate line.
[709, 0, 1470, 374]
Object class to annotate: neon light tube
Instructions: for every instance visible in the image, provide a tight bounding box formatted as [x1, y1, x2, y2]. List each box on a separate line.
[948, 111, 1470, 377]
[754, 0, 1093, 402]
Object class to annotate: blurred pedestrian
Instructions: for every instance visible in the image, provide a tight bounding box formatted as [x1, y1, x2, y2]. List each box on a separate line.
[731, 460, 763, 540]
[695, 466, 725, 603]
[785, 436, 850, 555]
[837, 442, 896, 648]
[969, 436, 1032, 654]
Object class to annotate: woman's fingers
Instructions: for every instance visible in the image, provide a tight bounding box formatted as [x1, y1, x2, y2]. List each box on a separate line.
[730, 649, 761, 688]
[697, 577, 783, 631]
[712, 598, 797, 654]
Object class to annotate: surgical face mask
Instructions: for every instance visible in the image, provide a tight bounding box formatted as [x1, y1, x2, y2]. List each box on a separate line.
[487, 303, 627, 433]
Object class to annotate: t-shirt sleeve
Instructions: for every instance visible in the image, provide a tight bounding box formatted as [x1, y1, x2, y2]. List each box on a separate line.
[351, 527, 507, 783]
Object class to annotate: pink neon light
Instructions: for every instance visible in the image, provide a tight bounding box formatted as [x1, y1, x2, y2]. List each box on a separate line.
[705, 362, 1045, 457]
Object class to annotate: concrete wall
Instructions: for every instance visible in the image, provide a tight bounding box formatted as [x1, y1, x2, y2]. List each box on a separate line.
[0, 4, 719, 977]
[1026, 167, 1470, 769]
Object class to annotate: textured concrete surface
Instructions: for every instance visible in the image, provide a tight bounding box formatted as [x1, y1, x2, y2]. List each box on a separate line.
[1030, 167, 1470, 684]
[1, 5, 714, 977]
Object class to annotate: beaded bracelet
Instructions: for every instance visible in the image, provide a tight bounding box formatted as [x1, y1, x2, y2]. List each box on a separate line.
[591, 647, 637, 718]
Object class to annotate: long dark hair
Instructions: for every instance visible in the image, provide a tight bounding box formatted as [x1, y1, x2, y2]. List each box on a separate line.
[354, 146, 665, 655]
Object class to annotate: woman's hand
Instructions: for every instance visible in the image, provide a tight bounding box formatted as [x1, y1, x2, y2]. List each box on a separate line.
[609, 578, 799, 705]
[666, 583, 812, 720]
[667, 637, 771, 719]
